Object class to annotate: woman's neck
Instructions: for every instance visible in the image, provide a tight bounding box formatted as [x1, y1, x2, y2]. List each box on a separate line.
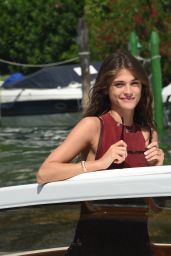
[109, 110, 134, 126]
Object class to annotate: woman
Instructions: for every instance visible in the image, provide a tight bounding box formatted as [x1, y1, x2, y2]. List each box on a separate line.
[36, 50, 164, 255]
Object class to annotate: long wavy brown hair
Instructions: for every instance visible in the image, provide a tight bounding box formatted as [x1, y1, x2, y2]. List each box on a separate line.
[84, 50, 155, 130]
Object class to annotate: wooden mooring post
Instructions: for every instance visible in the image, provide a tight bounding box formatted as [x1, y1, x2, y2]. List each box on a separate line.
[77, 17, 91, 112]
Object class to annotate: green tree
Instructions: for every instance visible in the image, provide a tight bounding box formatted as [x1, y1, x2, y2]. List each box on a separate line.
[0, 0, 84, 74]
[85, 0, 171, 85]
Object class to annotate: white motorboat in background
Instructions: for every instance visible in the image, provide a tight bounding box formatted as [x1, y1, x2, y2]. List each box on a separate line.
[162, 83, 171, 127]
[0, 82, 83, 127]
[162, 83, 171, 104]
[0, 62, 101, 127]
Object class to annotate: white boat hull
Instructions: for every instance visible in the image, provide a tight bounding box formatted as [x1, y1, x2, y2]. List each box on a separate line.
[1, 165, 171, 210]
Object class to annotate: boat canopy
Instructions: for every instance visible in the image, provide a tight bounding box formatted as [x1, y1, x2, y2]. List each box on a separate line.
[2, 62, 102, 89]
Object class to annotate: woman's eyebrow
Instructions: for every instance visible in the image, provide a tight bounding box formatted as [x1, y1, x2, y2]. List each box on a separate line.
[113, 79, 139, 83]
[131, 78, 140, 81]
[113, 80, 125, 83]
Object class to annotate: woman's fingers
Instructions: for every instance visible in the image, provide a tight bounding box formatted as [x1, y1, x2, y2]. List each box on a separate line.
[110, 143, 127, 158]
[113, 146, 127, 163]
[99, 140, 128, 169]
[115, 140, 127, 148]
[114, 155, 126, 164]
[144, 147, 159, 159]
[147, 141, 158, 149]
[145, 142, 164, 165]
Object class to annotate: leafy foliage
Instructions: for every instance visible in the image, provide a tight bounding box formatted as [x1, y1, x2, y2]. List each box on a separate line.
[0, 0, 84, 74]
[85, 0, 171, 85]
[1, 0, 171, 84]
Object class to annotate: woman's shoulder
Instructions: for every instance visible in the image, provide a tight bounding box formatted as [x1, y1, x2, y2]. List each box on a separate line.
[70, 116, 101, 143]
[77, 116, 101, 131]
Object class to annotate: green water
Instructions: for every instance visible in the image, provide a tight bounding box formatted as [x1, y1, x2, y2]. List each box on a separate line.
[0, 126, 70, 187]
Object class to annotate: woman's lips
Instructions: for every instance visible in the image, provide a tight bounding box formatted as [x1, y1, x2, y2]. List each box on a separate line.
[120, 97, 135, 101]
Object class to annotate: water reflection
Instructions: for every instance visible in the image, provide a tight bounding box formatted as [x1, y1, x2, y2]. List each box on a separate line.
[0, 204, 80, 254]
[0, 127, 69, 187]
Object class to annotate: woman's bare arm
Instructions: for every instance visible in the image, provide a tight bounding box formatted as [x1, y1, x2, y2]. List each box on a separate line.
[36, 116, 128, 184]
[36, 117, 102, 184]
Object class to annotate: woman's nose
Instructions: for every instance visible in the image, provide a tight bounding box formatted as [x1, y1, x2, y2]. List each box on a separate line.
[123, 84, 133, 95]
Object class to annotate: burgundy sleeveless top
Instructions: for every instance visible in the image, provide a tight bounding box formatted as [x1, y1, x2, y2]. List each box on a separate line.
[95, 112, 148, 168]
[68, 112, 151, 256]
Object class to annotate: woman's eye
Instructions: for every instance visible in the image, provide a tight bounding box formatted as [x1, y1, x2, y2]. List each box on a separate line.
[114, 83, 124, 88]
[131, 81, 141, 86]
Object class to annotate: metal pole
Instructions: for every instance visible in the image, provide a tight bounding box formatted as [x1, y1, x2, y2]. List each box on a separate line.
[150, 31, 164, 137]
[129, 32, 139, 56]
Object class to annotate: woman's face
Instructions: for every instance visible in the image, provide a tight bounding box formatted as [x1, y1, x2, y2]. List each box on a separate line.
[108, 69, 142, 112]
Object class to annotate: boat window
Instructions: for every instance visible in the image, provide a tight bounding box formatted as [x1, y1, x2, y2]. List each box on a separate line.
[148, 197, 171, 243]
[0, 203, 80, 255]
[1, 197, 171, 255]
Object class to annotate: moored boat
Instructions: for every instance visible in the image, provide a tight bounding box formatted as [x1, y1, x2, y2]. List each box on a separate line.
[1, 165, 171, 255]
[0, 63, 101, 127]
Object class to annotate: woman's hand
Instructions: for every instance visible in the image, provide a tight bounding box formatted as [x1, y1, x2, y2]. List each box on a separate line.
[98, 140, 127, 170]
[144, 141, 164, 166]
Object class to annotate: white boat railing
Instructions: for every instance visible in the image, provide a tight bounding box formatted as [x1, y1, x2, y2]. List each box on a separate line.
[0, 165, 171, 210]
